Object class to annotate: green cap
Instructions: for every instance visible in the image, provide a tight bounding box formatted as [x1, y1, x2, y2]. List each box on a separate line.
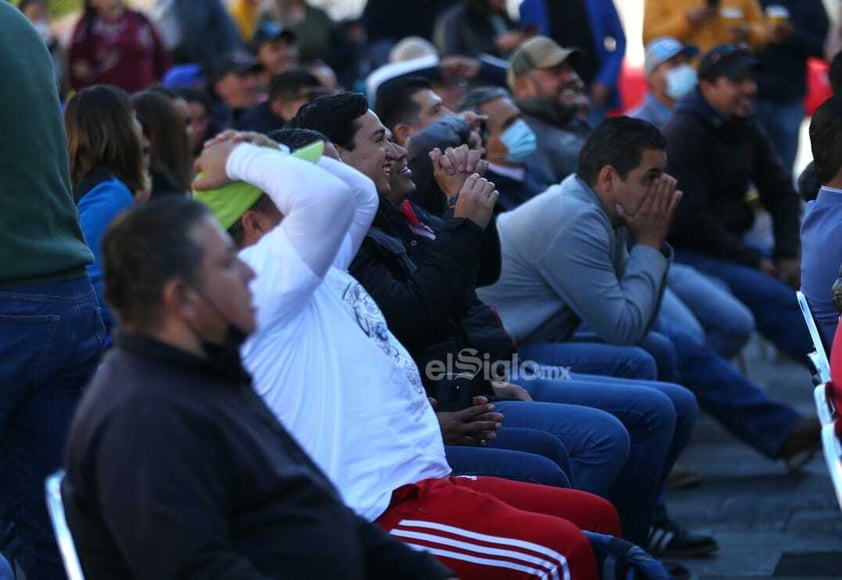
[193, 140, 325, 230]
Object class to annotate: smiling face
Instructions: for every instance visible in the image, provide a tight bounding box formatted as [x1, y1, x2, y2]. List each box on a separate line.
[386, 136, 414, 204]
[517, 62, 583, 102]
[701, 74, 757, 119]
[337, 110, 395, 196]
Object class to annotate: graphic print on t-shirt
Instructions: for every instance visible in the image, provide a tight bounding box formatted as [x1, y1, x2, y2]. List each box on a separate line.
[340, 278, 427, 398]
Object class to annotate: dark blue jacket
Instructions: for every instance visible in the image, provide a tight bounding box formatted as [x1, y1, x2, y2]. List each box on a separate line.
[756, 0, 829, 102]
[64, 334, 453, 580]
[664, 89, 801, 266]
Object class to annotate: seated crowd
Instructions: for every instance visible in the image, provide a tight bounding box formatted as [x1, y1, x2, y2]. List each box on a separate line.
[3, 0, 842, 578]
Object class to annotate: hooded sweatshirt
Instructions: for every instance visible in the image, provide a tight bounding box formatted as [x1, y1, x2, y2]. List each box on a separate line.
[0, 4, 93, 286]
[664, 88, 800, 266]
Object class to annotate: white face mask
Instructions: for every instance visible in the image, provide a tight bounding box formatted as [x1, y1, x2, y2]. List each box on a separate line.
[665, 65, 698, 101]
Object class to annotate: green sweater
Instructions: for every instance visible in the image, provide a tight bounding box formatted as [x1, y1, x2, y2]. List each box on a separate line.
[0, 3, 92, 285]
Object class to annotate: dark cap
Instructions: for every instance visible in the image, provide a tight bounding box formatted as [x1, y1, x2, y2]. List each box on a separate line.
[507, 36, 580, 90]
[249, 22, 297, 54]
[212, 50, 263, 82]
[697, 44, 762, 82]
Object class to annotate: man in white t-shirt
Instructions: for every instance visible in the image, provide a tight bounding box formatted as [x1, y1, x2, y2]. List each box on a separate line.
[193, 132, 621, 579]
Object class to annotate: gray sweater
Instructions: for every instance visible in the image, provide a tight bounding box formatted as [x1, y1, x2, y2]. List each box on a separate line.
[477, 175, 671, 345]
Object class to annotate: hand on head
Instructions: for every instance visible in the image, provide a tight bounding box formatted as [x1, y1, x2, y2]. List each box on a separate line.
[194, 131, 281, 191]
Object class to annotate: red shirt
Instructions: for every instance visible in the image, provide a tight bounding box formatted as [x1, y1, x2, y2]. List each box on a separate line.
[69, 10, 171, 93]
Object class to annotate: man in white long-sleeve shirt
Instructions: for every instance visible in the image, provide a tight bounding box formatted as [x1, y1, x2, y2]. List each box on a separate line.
[192, 129, 622, 579]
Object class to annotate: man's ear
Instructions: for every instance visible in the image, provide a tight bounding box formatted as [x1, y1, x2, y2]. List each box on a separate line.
[270, 98, 285, 118]
[240, 210, 264, 238]
[162, 277, 198, 323]
[596, 165, 616, 193]
[393, 123, 413, 147]
[513, 75, 531, 99]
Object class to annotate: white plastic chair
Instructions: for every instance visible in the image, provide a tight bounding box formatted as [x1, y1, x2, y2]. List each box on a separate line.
[796, 290, 831, 384]
[821, 422, 842, 512]
[44, 470, 85, 580]
[815, 382, 836, 426]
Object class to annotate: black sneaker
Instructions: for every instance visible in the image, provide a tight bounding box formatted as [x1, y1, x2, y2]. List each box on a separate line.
[648, 518, 718, 558]
[665, 561, 691, 580]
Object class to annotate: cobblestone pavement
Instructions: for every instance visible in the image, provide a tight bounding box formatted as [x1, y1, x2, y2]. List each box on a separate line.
[667, 338, 842, 579]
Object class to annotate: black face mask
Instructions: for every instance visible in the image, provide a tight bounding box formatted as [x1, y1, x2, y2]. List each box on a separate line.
[191, 288, 252, 384]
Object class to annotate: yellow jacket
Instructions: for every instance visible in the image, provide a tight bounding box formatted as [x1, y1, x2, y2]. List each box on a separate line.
[644, 0, 770, 54]
[229, 0, 262, 43]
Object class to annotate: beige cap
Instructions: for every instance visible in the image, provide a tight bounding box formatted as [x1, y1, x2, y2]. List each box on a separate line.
[507, 36, 580, 90]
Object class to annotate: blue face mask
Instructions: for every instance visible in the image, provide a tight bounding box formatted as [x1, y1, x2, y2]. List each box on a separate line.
[665, 65, 698, 101]
[500, 119, 537, 163]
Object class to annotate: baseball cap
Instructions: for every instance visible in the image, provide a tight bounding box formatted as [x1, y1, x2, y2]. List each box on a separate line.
[193, 141, 324, 230]
[212, 50, 263, 83]
[161, 63, 207, 89]
[644, 37, 699, 75]
[249, 21, 297, 54]
[507, 36, 580, 90]
[697, 44, 763, 82]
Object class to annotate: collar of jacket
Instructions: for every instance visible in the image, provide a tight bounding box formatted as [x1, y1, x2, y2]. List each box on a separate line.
[116, 332, 253, 388]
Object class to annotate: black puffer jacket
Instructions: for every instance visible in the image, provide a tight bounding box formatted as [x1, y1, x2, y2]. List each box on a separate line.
[350, 199, 513, 394]
[664, 89, 801, 266]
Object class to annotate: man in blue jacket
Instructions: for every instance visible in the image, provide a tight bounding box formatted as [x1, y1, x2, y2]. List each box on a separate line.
[800, 96, 842, 349]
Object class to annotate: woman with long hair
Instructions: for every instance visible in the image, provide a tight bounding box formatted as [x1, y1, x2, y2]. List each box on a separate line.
[65, 84, 149, 335]
[132, 89, 193, 198]
[68, 0, 171, 93]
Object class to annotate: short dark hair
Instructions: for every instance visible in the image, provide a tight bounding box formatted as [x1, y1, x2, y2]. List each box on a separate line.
[456, 86, 510, 113]
[374, 76, 433, 131]
[810, 96, 842, 185]
[577, 117, 666, 186]
[226, 194, 276, 248]
[830, 52, 842, 97]
[287, 91, 368, 150]
[269, 69, 322, 102]
[269, 127, 329, 150]
[102, 198, 210, 330]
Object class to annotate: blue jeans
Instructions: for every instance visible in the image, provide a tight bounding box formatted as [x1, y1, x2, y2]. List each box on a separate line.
[517, 341, 658, 380]
[642, 328, 800, 458]
[661, 263, 755, 359]
[492, 400, 630, 499]
[0, 277, 104, 579]
[0, 554, 12, 580]
[754, 98, 805, 179]
[515, 372, 697, 545]
[675, 249, 812, 364]
[447, 427, 573, 488]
